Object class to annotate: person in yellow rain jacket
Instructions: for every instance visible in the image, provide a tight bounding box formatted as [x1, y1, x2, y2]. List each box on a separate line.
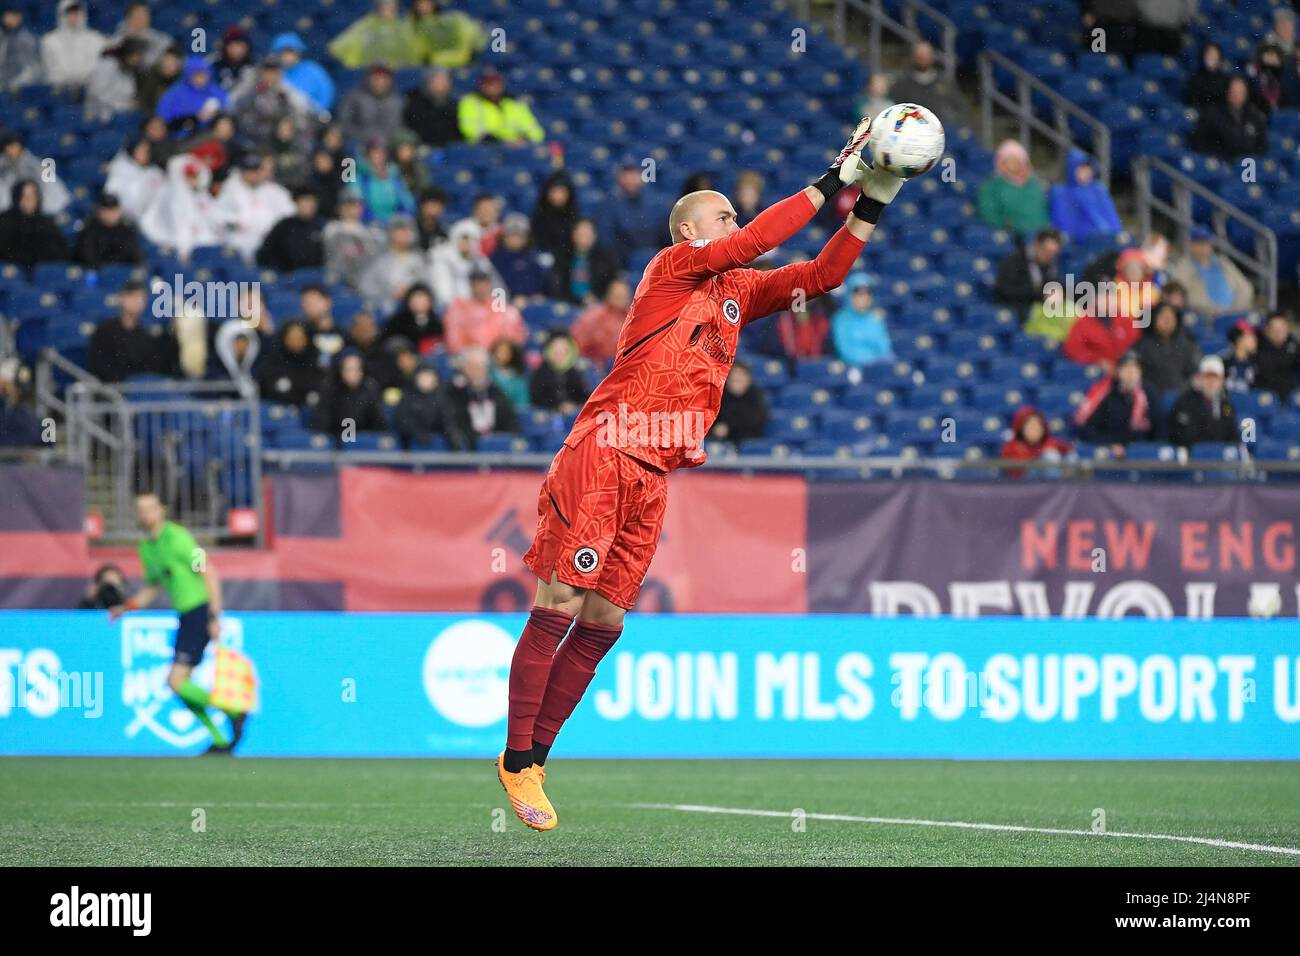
[458, 67, 545, 145]
[328, 0, 424, 69]
[411, 0, 486, 69]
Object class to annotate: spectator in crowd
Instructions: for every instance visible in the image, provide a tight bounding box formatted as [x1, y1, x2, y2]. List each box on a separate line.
[489, 337, 529, 410]
[137, 113, 175, 165]
[411, 0, 486, 68]
[329, 0, 423, 69]
[1192, 76, 1268, 158]
[994, 227, 1062, 318]
[732, 170, 765, 225]
[529, 329, 589, 414]
[213, 153, 295, 264]
[1062, 249, 1149, 369]
[390, 128, 432, 198]
[41, 0, 105, 90]
[324, 188, 386, 289]
[443, 269, 526, 354]
[158, 55, 229, 134]
[681, 171, 714, 196]
[414, 186, 449, 249]
[213, 316, 261, 388]
[344, 311, 394, 388]
[338, 65, 405, 147]
[104, 139, 164, 224]
[444, 347, 519, 449]
[211, 25, 254, 93]
[359, 214, 427, 309]
[1135, 301, 1200, 397]
[158, 300, 207, 380]
[309, 147, 344, 219]
[1266, 7, 1296, 59]
[186, 113, 242, 185]
[107, 2, 169, 67]
[458, 66, 545, 144]
[0, 132, 71, 214]
[887, 40, 963, 122]
[1049, 149, 1120, 243]
[1168, 227, 1254, 316]
[231, 58, 314, 147]
[395, 361, 461, 449]
[550, 218, 619, 305]
[257, 319, 322, 406]
[1255, 311, 1300, 399]
[383, 282, 444, 354]
[831, 272, 893, 366]
[404, 67, 461, 147]
[601, 157, 662, 265]
[461, 193, 502, 255]
[490, 212, 549, 303]
[0, 7, 43, 93]
[86, 280, 158, 382]
[773, 296, 831, 361]
[979, 139, 1049, 236]
[139, 154, 222, 265]
[257, 187, 325, 272]
[312, 350, 388, 439]
[356, 139, 416, 224]
[430, 219, 500, 308]
[0, 180, 69, 269]
[265, 116, 312, 191]
[1000, 406, 1072, 478]
[1169, 355, 1237, 448]
[1221, 319, 1258, 394]
[296, 285, 346, 363]
[84, 36, 144, 122]
[74, 192, 144, 268]
[531, 171, 579, 263]
[1159, 278, 1189, 311]
[135, 43, 182, 114]
[1183, 41, 1230, 109]
[855, 72, 893, 126]
[710, 361, 768, 444]
[1135, 0, 1194, 56]
[570, 276, 631, 365]
[0, 358, 41, 447]
[271, 32, 334, 113]
[1074, 352, 1161, 453]
[1248, 41, 1299, 114]
[76, 563, 128, 609]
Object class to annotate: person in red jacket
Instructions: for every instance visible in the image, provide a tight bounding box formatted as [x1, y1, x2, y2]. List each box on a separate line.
[1000, 405, 1072, 478]
[1062, 248, 1151, 370]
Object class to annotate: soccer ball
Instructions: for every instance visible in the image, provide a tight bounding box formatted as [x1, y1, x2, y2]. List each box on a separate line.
[868, 103, 945, 179]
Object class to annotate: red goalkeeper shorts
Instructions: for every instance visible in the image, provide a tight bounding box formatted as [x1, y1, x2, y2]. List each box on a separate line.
[522, 430, 669, 610]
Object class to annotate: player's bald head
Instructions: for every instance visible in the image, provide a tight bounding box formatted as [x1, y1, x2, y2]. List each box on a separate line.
[668, 190, 736, 244]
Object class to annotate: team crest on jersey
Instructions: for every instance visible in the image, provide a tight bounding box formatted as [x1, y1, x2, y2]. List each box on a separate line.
[722, 298, 741, 324]
[573, 547, 600, 574]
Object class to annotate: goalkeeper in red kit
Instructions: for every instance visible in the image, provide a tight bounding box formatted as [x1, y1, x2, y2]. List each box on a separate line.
[497, 117, 906, 830]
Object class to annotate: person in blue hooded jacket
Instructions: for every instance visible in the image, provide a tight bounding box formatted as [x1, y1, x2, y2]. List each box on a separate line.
[1049, 148, 1121, 243]
[831, 272, 893, 366]
[157, 55, 229, 133]
[272, 32, 335, 112]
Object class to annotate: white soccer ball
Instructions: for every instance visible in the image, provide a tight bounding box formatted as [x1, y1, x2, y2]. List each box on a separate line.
[868, 103, 946, 179]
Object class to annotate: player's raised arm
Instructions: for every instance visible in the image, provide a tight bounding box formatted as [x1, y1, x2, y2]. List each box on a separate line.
[657, 117, 876, 282]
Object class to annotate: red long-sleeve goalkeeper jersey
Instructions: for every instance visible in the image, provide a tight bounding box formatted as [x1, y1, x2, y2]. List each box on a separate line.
[562, 190, 867, 472]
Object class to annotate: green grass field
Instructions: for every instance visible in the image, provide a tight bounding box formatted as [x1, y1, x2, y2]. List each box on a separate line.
[2, 758, 1298, 866]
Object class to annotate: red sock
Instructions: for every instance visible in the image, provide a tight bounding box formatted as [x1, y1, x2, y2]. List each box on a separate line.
[505, 606, 574, 751]
[533, 619, 622, 747]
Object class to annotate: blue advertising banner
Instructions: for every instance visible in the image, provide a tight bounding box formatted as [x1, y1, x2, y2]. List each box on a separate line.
[1, 611, 1297, 759]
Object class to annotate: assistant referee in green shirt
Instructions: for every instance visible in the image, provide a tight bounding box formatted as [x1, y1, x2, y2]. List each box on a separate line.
[110, 492, 245, 752]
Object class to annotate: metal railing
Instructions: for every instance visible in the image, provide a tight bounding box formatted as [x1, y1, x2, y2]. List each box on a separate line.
[978, 48, 1112, 188]
[830, 0, 958, 83]
[38, 350, 265, 545]
[1132, 155, 1279, 311]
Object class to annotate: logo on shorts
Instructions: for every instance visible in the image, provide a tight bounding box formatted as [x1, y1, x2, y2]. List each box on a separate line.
[722, 298, 741, 324]
[573, 547, 600, 574]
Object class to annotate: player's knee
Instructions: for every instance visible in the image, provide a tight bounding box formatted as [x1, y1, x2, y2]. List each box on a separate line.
[578, 594, 626, 629]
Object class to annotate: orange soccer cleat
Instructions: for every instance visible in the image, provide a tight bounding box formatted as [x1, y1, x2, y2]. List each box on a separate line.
[497, 753, 557, 831]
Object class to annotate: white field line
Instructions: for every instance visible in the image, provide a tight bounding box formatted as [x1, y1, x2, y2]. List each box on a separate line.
[626, 803, 1300, 858]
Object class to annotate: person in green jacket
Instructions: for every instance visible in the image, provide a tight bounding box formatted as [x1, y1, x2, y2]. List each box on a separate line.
[108, 493, 246, 753]
[329, 0, 424, 69]
[978, 139, 1050, 237]
[411, 0, 486, 68]
[458, 67, 545, 144]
